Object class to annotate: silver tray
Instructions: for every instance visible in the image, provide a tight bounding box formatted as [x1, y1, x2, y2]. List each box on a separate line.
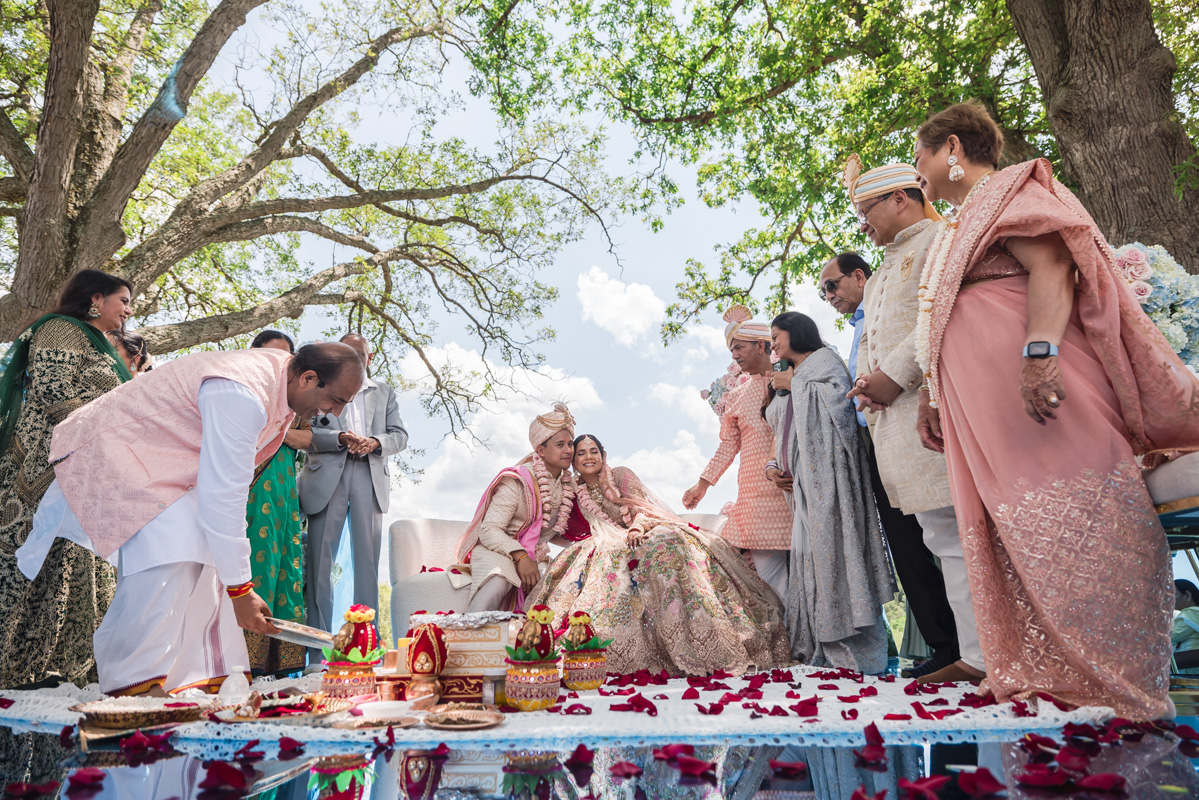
[266, 618, 334, 649]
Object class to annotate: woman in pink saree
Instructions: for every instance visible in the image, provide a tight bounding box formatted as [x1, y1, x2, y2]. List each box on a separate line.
[912, 102, 1199, 720]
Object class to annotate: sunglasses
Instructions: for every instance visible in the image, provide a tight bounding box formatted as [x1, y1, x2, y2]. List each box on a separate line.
[818, 273, 851, 302]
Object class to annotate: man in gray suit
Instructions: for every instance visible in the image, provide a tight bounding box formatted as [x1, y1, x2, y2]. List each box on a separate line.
[299, 334, 408, 641]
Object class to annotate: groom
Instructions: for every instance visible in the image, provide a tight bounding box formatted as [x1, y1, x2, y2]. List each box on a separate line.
[452, 403, 576, 612]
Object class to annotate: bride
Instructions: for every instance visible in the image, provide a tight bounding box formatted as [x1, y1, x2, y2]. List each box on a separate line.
[526, 434, 789, 676]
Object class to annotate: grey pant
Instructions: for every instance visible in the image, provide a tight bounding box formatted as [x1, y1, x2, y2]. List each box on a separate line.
[305, 458, 384, 640]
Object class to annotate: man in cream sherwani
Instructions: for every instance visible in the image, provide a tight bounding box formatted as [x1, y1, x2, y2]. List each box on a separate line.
[842, 155, 985, 685]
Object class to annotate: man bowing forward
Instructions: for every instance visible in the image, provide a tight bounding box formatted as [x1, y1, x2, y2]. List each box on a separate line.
[18, 343, 364, 695]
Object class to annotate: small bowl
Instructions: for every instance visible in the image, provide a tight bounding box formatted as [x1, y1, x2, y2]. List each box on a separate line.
[357, 700, 413, 720]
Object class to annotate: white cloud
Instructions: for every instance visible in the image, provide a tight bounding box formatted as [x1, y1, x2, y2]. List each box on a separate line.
[649, 381, 720, 441]
[614, 430, 735, 516]
[790, 283, 855, 359]
[576, 266, 666, 346]
[391, 344, 602, 521]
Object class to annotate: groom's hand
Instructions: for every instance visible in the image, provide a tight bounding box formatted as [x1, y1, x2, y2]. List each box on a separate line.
[514, 552, 540, 591]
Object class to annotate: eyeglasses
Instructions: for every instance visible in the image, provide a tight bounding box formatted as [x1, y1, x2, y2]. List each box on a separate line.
[818, 273, 851, 301]
[854, 194, 890, 225]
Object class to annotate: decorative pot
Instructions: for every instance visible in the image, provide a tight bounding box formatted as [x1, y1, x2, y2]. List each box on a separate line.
[561, 648, 607, 691]
[322, 661, 378, 700]
[503, 658, 560, 711]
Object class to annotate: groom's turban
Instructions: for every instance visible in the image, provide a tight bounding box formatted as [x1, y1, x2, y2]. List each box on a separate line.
[529, 402, 575, 448]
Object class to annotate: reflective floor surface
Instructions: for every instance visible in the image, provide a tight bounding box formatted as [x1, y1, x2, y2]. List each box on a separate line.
[2, 715, 1198, 799]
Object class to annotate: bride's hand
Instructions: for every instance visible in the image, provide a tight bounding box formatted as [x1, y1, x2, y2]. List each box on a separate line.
[626, 527, 647, 548]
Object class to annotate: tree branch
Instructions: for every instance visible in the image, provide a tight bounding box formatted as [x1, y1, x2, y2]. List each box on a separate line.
[0, 108, 34, 183]
[281, 143, 510, 247]
[137, 247, 406, 351]
[186, 19, 449, 213]
[0, 177, 27, 203]
[205, 169, 533, 225]
[10, 0, 101, 311]
[72, 0, 164, 202]
[73, 0, 269, 272]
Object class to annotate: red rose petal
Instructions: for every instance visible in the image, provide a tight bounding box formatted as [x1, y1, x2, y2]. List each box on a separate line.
[696, 702, 723, 715]
[769, 759, 807, 779]
[66, 769, 105, 788]
[883, 713, 912, 720]
[957, 767, 1006, 798]
[817, 683, 839, 690]
[851, 784, 887, 800]
[682, 687, 700, 700]
[609, 761, 642, 779]
[898, 774, 950, 800]
[1076, 773, 1126, 792]
[563, 704, 592, 715]
[1055, 744, 1091, 773]
[653, 743, 694, 761]
[842, 709, 859, 720]
[565, 743, 595, 765]
[675, 755, 716, 776]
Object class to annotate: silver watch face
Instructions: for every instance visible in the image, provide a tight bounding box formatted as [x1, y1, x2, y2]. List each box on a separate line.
[1027, 341, 1052, 358]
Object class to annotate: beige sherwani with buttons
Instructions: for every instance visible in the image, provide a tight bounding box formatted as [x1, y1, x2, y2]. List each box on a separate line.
[857, 218, 952, 515]
[857, 217, 983, 671]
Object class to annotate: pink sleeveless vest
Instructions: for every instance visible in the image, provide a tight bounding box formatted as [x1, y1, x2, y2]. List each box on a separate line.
[50, 348, 296, 558]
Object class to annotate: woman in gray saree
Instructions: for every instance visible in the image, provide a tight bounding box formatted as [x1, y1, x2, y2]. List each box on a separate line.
[764, 311, 895, 673]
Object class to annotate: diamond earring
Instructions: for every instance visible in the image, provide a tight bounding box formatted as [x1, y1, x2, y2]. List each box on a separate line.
[947, 154, 965, 182]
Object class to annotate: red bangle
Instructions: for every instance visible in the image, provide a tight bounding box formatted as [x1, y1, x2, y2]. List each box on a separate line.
[226, 581, 254, 599]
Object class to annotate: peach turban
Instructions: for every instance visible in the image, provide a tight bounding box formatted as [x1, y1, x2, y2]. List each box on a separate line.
[842, 154, 942, 221]
[723, 304, 772, 349]
[528, 402, 575, 448]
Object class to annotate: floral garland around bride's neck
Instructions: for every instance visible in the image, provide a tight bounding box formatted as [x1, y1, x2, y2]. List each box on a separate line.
[573, 465, 633, 526]
[531, 452, 574, 536]
[915, 172, 993, 408]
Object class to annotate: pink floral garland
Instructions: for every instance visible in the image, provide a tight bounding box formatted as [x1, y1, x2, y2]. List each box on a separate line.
[531, 452, 574, 536]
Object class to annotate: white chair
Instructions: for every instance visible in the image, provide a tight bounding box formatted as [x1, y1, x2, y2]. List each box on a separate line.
[388, 519, 471, 640]
[679, 513, 727, 534]
[387, 513, 728, 642]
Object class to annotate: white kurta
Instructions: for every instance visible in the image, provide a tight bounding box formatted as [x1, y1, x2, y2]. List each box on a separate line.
[18, 378, 266, 693]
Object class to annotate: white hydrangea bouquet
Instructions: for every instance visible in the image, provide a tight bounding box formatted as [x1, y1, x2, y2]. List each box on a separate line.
[1113, 243, 1199, 372]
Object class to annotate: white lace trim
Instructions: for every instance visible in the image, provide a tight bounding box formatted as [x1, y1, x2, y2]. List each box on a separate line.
[408, 611, 523, 630]
[0, 666, 1119, 756]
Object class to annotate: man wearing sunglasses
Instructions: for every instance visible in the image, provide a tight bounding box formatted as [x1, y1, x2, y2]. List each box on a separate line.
[833, 155, 984, 685]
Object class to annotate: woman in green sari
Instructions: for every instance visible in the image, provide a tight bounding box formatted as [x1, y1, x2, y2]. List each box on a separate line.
[0, 270, 134, 687]
[245, 330, 311, 675]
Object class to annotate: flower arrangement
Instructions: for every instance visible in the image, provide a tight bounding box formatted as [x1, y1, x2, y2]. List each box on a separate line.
[700, 361, 752, 416]
[506, 604, 559, 661]
[558, 610, 613, 652]
[1113, 243, 1199, 372]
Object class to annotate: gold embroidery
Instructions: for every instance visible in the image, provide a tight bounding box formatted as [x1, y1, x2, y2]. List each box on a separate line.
[900, 253, 914, 281]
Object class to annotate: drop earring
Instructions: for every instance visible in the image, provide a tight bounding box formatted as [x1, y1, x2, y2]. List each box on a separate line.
[947, 154, 964, 182]
[86, 304, 101, 319]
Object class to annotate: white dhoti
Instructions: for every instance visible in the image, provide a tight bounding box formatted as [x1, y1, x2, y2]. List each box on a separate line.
[18, 378, 265, 695]
[95, 562, 247, 695]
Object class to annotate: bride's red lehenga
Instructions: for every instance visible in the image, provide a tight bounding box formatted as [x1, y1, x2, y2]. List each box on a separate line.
[526, 466, 790, 676]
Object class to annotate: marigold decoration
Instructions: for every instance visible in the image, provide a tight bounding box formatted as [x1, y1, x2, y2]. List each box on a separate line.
[325, 604, 385, 665]
[510, 605, 557, 660]
[560, 610, 613, 652]
[406, 623, 448, 676]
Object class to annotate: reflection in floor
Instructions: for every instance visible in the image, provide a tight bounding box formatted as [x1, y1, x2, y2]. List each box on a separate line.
[2, 719, 1198, 799]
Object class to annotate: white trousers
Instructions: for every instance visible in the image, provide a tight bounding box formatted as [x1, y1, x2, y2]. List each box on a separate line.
[95, 562, 248, 694]
[914, 506, 984, 672]
[748, 549, 790, 602]
[466, 575, 516, 613]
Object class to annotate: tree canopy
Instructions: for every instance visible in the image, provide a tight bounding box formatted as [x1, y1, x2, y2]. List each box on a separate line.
[469, 0, 1199, 335]
[0, 0, 650, 430]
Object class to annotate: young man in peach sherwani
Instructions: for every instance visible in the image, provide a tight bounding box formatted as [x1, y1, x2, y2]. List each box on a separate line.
[18, 343, 363, 695]
[683, 305, 793, 600]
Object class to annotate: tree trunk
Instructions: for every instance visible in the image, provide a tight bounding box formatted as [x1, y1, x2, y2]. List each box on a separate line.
[1007, 0, 1199, 272]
